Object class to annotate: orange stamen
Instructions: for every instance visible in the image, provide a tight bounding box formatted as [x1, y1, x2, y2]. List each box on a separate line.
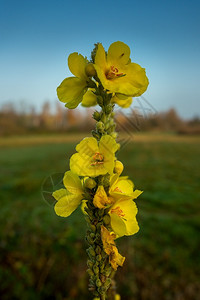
[106, 65, 126, 80]
[91, 152, 104, 166]
[114, 187, 123, 193]
[111, 206, 125, 218]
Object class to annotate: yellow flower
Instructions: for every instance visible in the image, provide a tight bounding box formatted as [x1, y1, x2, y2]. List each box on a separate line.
[53, 171, 83, 217]
[109, 174, 142, 201]
[57, 53, 91, 109]
[101, 226, 125, 270]
[81, 89, 97, 107]
[94, 41, 149, 98]
[107, 175, 142, 237]
[93, 186, 114, 209]
[112, 94, 133, 108]
[109, 199, 139, 238]
[70, 135, 120, 177]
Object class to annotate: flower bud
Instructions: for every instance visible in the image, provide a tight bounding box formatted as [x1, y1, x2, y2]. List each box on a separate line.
[87, 268, 94, 277]
[103, 214, 111, 225]
[85, 178, 97, 189]
[105, 104, 113, 114]
[87, 246, 96, 258]
[114, 160, 124, 175]
[95, 245, 102, 255]
[93, 265, 99, 274]
[110, 132, 118, 139]
[96, 279, 102, 287]
[85, 63, 96, 77]
[93, 111, 101, 121]
[89, 224, 96, 232]
[96, 254, 102, 261]
[96, 121, 105, 133]
[105, 278, 112, 288]
[87, 260, 94, 269]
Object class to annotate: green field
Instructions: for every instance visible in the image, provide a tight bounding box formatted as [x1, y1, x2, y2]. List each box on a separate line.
[0, 134, 200, 300]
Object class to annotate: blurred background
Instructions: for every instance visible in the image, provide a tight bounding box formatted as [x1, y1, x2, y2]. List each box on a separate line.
[0, 0, 200, 299]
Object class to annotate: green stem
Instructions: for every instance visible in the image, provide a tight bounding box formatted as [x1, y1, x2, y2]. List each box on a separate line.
[85, 84, 117, 299]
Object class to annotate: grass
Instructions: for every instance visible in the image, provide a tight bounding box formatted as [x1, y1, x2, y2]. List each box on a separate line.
[0, 133, 200, 300]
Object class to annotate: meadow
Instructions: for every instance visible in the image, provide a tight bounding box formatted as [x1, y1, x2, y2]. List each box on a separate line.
[0, 133, 200, 300]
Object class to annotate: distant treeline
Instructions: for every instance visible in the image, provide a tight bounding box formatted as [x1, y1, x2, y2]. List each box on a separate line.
[0, 101, 200, 136]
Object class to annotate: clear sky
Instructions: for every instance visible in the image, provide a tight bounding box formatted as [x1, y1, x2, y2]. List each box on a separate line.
[0, 0, 200, 119]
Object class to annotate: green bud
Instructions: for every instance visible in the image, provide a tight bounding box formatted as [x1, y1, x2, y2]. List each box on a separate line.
[105, 104, 113, 114]
[100, 262, 105, 272]
[87, 246, 96, 258]
[111, 112, 115, 118]
[90, 225, 96, 233]
[85, 178, 97, 189]
[96, 254, 102, 261]
[103, 214, 111, 225]
[110, 132, 118, 139]
[85, 63, 96, 77]
[96, 121, 105, 133]
[93, 111, 101, 121]
[90, 233, 95, 239]
[96, 279, 102, 287]
[86, 235, 94, 245]
[105, 278, 112, 288]
[87, 260, 94, 269]
[93, 265, 99, 274]
[104, 265, 112, 277]
[95, 245, 102, 255]
[87, 268, 94, 277]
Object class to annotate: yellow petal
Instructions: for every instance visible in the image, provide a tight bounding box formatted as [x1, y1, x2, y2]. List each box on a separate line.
[110, 200, 139, 237]
[94, 43, 107, 71]
[68, 52, 88, 79]
[110, 246, 125, 270]
[99, 135, 120, 155]
[54, 194, 82, 217]
[112, 95, 133, 108]
[57, 77, 87, 108]
[70, 153, 107, 177]
[93, 186, 113, 209]
[76, 137, 99, 156]
[109, 212, 127, 238]
[107, 41, 130, 66]
[81, 89, 97, 107]
[109, 177, 134, 200]
[63, 171, 83, 195]
[52, 188, 70, 201]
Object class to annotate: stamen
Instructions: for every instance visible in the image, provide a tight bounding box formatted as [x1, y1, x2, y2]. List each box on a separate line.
[91, 152, 104, 166]
[114, 187, 123, 193]
[106, 65, 126, 80]
[111, 206, 125, 218]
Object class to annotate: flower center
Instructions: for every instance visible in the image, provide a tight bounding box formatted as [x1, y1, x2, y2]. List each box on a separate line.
[111, 206, 125, 218]
[91, 152, 104, 166]
[114, 187, 123, 193]
[106, 65, 126, 80]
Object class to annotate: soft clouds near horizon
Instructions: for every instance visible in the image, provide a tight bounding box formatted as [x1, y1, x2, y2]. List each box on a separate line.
[0, 0, 200, 119]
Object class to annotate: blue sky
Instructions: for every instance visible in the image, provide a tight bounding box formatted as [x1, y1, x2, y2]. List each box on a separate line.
[0, 0, 200, 119]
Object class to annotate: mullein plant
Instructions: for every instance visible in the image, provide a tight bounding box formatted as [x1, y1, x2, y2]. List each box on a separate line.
[53, 41, 149, 300]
